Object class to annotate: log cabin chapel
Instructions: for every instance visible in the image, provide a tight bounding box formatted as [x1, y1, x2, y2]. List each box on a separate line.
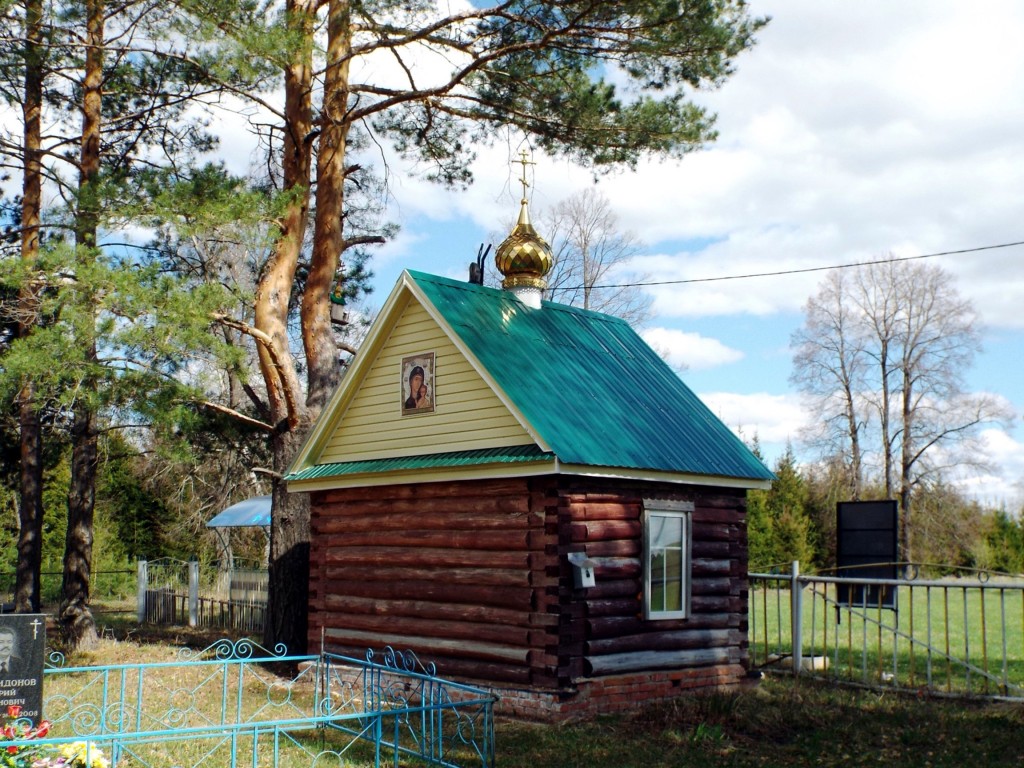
[285, 163, 775, 720]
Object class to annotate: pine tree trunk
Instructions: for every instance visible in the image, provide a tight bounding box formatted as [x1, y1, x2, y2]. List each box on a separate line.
[263, 426, 310, 654]
[258, 0, 316, 654]
[60, 408, 99, 647]
[266, 0, 353, 653]
[15, 0, 46, 614]
[301, 0, 351, 413]
[16, 397, 43, 613]
[60, 0, 103, 648]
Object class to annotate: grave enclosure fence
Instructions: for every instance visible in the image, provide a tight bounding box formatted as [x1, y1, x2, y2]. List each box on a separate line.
[4, 639, 496, 768]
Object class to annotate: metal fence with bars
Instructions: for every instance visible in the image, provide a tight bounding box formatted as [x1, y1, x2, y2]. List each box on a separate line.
[138, 559, 267, 633]
[4, 638, 495, 768]
[750, 562, 1024, 699]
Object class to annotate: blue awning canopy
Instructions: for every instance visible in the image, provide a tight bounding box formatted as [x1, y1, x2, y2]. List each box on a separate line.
[206, 496, 272, 528]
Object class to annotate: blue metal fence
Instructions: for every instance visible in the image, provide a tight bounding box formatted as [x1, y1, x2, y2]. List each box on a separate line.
[3, 639, 495, 768]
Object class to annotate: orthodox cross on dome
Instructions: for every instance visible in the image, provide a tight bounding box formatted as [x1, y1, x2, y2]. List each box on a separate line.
[494, 149, 552, 308]
[516, 148, 535, 201]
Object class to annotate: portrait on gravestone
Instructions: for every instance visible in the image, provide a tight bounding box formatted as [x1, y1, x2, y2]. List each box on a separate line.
[0, 614, 47, 725]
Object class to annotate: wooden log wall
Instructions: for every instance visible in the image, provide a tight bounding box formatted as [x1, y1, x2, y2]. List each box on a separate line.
[307, 475, 749, 689]
[554, 480, 749, 678]
[307, 477, 560, 685]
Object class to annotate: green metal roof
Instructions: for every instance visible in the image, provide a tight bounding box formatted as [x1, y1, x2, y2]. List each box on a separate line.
[287, 444, 554, 481]
[409, 270, 773, 483]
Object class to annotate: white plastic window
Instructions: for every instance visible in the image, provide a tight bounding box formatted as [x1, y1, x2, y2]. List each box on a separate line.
[643, 501, 693, 620]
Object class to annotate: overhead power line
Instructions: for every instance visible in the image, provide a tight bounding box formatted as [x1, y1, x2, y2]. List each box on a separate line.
[592, 239, 1024, 291]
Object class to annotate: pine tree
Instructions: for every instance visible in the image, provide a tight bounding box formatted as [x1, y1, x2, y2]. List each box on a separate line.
[747, 444, 817, 571]
[0, 0, 273, 645]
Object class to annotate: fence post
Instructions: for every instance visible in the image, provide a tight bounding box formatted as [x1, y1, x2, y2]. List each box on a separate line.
[137, 560, 147, 622]
[791, 560, 803, 675]
[188, 561, 199, 627]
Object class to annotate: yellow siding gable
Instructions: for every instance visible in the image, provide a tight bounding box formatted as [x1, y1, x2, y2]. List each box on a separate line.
[317, 296, 535, 464]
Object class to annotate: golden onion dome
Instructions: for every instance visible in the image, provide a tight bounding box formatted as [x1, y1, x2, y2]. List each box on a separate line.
[495, 195, 553, 292]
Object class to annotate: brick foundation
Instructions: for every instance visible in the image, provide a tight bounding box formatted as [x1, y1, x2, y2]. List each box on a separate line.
[488, 663, 748, 722]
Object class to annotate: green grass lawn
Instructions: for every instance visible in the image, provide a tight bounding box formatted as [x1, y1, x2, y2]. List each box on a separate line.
[496, 677, 1024, 768]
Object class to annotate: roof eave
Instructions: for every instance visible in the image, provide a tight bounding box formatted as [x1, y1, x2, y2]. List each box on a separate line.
[553, 463, 774, 490]
[287, 458, 558, 492]
[288, 458, 772, 494]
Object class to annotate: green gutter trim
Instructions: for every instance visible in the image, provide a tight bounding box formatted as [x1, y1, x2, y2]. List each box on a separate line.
[285, 444, 554, 482]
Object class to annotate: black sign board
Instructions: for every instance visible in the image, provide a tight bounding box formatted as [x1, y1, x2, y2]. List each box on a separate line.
[0, 614, 47, 725]
[836, 501, 898, 611]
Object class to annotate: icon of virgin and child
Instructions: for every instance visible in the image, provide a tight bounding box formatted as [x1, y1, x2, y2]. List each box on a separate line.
[401, 354, 434, 413]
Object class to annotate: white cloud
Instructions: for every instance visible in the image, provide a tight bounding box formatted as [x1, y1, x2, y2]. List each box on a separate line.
[632, 237, 827, 319]
[375, 225, 430, 266]
[953, 428, 1024, 508]
[697, 391, 808, 449]
[642, 327, 743, 371]
[579, 0, 1024, 330]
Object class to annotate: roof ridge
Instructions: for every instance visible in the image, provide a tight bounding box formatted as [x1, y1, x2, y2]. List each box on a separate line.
[406, 269, 630, 325]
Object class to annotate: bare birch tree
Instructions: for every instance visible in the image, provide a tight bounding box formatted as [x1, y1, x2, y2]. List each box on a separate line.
[791, 270, 867, 499]
[543, 187, 652, 324]
[791, 260, 1013, 565]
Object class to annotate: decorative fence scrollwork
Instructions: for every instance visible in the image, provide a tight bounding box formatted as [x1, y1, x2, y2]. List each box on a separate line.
[12, 642, 496, 768]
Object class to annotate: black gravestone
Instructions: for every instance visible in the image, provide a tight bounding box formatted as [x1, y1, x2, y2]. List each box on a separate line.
[0, 614, 47, 724]
[836, 501, 899, 610]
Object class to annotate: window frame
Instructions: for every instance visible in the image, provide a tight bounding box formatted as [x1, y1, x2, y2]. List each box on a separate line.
[642, 499, 694, 621]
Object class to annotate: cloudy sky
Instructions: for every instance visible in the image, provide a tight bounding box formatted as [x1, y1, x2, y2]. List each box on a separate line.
[358, 0, 1024, 505]
[7, 1, 1019, 502]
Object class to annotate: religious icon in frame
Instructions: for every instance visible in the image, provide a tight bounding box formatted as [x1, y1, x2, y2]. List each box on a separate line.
[401, 352, 435, 414]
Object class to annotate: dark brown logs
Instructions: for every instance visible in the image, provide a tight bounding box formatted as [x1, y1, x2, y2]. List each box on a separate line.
[585, 628, 741, 655]
[329, 579, 533, 610]
[585, 647, 739, 675]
